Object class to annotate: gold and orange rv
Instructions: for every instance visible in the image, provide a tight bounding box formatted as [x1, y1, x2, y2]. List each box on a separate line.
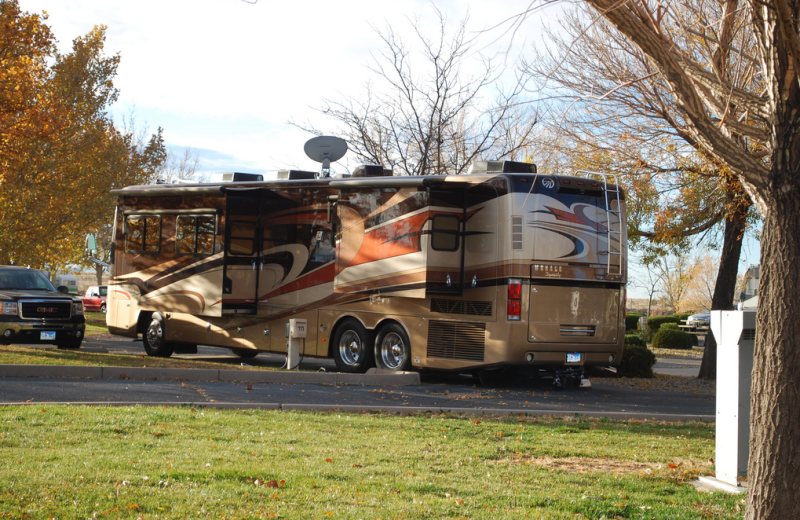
[107, 161, 627, 378]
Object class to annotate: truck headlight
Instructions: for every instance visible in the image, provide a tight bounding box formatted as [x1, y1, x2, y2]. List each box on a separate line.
[73, 301, 84, 316]
[1, 301, 18, 316]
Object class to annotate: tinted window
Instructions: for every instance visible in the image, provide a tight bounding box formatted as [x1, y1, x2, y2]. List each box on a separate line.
[176, 215, 216, 255]
[431, 214, 460, 251]
[228, 221, 256, 255]
[126, 216, 161, 253]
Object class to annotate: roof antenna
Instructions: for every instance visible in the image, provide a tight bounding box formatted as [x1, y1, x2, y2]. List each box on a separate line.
[304, 136, 347, 178]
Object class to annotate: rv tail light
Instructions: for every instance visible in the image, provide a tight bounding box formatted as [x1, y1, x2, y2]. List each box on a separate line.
[508, 279, 521, 321]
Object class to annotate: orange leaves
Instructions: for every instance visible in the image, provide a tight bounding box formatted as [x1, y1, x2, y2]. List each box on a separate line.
[251, 478, 285, 488]
[0, 2, 166, 268]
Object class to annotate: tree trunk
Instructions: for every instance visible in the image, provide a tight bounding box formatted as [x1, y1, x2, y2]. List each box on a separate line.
[698, 197, 750, 379]
[746, 192, 800, 519]
[95, 263, 104, 286]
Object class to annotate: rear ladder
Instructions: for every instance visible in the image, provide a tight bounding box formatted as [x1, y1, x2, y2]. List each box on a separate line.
[576, 170, 623, 275]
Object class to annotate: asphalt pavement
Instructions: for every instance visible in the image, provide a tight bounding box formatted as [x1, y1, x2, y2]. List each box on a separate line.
[0, 335, 714, 420]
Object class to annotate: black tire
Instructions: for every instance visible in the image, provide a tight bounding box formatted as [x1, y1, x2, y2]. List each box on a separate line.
[331, 318, 374, 373]
[374, 323, 411, 371]
[56, 338, 82, 350]
[142, 313, 175, 358]
[231, 348, 259, 359]
[100, 303, 106, 313]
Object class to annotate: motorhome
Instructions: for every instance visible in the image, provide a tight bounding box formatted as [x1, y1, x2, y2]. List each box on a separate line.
[106, 160, 627, 380]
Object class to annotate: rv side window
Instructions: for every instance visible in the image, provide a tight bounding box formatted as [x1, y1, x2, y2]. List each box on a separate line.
[176, 215, 215, 255]
[431, 214, 460, 251]
[228, 221, 256, 255]
[126, 216, 161, 253]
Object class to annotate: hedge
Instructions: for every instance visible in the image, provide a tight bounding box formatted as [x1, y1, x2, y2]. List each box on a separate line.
[624, 334, 647, 348]
[625, 312, 644, 331]
[617, 343, 656, 378]
[651, 329, 694, 350]
[646, 315, 684, 332]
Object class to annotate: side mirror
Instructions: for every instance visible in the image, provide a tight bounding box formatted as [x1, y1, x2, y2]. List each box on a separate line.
[57, 286, 70, 294]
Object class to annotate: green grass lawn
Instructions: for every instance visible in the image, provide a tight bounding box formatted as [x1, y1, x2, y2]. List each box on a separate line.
[0, 345, 275, 371]
[0, 407, 744, 519]
[84, 311, 109, 333]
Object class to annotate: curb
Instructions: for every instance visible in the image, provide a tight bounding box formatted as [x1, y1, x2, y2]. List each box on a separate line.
[0, 400, 715, 421]
[0, 364, 420, 386]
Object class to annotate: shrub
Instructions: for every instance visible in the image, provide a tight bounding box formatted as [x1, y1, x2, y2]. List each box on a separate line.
[651, 329, 694, 350]
[625, 312, 644, 331]
[660, 322, 681, 331]
[646, 315, 683, 332]
[616, 343, 656, 378]
[624, 334, 646, 348]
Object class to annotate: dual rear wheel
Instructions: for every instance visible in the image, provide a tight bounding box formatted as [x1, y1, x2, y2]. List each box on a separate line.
[331, 319, 410, 373]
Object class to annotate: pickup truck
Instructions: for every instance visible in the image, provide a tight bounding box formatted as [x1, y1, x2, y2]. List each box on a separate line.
[80, 285, 107, 313]
[0, 265, 86, 349]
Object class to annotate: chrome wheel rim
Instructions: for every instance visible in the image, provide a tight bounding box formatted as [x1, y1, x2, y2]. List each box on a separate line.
[380, 332, 405, 369]
[338, 330, 363, 366]
[146, 320, 163, 350]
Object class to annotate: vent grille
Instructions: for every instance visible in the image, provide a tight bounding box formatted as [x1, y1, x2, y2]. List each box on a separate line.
[512, 216, 523, 250]
[431, 299, 492, 316]
[20, 300, 72, 319]
[741, 329, 756, 341]
[427, 321, 486, 362]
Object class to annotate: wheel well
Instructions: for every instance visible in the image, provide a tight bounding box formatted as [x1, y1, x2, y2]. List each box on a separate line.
[327, 315, 371, 358]
[136, 311, 159, 335]
[373, 318, 408, 341]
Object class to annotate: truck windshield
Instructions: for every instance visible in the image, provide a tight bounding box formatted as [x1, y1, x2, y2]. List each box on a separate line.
[0, 269, 57, 291]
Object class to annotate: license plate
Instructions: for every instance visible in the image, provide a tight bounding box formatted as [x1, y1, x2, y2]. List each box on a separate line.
[40, 331, 56, 341]
[566, 352, 581, 363]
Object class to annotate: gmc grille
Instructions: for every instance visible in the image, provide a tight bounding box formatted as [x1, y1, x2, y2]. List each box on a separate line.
[427, 321, 486, 362]
[20, 300, 72, 319]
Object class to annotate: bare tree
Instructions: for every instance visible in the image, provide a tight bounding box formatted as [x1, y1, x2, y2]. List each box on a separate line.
[157, 147, 201, 183]
[523, 3, 755, 379]
[629, 257, 664, 318]
[296, 7, 538, 175]
[544, 0, 800, 516]
[655, 253, 697, 314]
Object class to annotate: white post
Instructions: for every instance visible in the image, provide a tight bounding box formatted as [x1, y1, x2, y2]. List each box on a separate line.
[698, 310, 755, 493]
[285, 318, 307, 370]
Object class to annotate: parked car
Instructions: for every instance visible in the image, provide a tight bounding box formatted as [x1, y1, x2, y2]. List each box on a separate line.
[80, 285, 108, 313]
[0, 266, 86, 349]
[686, 313, 711, 328]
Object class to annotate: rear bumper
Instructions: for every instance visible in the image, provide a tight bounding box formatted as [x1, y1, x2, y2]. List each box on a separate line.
[0, 321, 86, 345]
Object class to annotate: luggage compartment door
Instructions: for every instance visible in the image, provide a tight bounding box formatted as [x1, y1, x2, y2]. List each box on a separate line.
[527, 281, 620, 344]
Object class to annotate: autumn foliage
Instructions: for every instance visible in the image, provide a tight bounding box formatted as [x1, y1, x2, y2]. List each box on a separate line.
[0, 0, 165, 269]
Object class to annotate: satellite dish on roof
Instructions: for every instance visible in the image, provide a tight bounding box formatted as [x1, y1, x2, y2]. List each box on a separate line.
[304, 136, 347, 177]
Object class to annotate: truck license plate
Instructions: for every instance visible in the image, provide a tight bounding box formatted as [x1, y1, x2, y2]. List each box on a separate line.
[566, 352, 581, 363]
[40, 331, 56, 341]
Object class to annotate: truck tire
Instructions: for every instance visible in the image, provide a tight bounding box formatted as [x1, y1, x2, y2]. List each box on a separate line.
[56, 338, 82, 350]
[331, 318, 374, 373]
[374, 323, 411, 371]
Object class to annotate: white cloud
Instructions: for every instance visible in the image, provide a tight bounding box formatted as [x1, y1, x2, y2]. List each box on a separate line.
[20, 0, 550, 173]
